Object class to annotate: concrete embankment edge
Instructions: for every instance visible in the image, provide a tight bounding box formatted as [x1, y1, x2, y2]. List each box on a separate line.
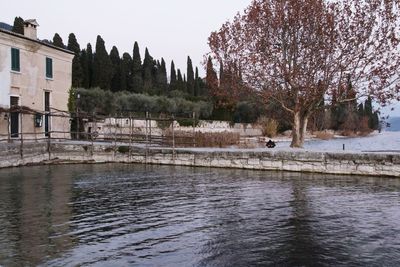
[0, 143, 399, 177]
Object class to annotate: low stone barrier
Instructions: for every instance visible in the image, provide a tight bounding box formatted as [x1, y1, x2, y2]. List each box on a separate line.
[0, 142, 399, 177]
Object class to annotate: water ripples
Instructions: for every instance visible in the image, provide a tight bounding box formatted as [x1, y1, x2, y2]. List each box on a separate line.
[0, 164, 399, 266]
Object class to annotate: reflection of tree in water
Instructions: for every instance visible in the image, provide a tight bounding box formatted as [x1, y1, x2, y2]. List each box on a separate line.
[0, 166, 74, 266]
[198, 171, 377, 266]
[283, 173, 328, 266]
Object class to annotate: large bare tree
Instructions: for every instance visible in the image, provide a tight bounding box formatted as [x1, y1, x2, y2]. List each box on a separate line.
[207, 0, 400, 147]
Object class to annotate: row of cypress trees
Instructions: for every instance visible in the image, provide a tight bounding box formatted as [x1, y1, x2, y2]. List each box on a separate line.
[59, 34, 208, 97]
[59, 33, 208, 98]
[11, 17, 208, 98]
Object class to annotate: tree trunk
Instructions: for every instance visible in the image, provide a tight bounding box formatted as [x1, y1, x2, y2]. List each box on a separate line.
[290, 112, 309, 148]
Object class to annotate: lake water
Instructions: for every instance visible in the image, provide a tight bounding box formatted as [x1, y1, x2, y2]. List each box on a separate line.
[0, 164, 399, 266]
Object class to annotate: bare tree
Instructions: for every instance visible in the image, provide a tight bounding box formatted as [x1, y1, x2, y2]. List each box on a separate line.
[207, 0, 400, 147]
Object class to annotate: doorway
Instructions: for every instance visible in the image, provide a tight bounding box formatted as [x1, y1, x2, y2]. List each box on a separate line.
[44, 91, 50, 137]
[10, 96, 19, 138]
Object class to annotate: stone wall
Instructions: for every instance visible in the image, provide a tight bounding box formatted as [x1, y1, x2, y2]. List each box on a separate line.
[1, 142, 399, 177]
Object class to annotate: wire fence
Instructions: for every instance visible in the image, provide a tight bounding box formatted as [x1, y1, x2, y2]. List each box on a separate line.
[0, 106, 201, 154]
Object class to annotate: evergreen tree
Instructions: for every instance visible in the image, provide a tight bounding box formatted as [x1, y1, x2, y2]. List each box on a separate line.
[357, 103, 364, 117]
[92, 35, 113, 90]
[80, 49, 89, 87]
[177, 69, 185, 92]
[12, 17, 24, 35]
[67, 33, 81, 54]
[110, 46, 121, 92]
[68, 33, 83, 88]
[52, 33, 65, 48]
[372, 111, 380, 130]
[152, 60, 161, 94]
[364, 96, 377, 129]
[157, 58, 168, 94]
[120, 53, 132, 92]
[194, 67, 200, 97]
[219, 61, 224, 86]
[85, 43, 94, 88]
[186, 56, 195, 96]
[206, 56, 219, 93]
[142, 48, 154, 94]
[132, 42, 143, 93]
[364, 96, 373, 117]
[170, 60, 177, 91]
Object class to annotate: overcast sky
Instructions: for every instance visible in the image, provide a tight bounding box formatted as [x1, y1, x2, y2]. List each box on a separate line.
[1, 0, 399, 117]
[0, 0, 251, 77]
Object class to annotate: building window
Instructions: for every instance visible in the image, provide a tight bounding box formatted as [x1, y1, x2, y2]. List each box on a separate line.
[46, 57, 53, 79]
[11, 48, 20, 72]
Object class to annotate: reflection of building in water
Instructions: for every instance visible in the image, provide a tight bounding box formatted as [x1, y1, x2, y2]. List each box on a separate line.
[0, 166, 74, 265]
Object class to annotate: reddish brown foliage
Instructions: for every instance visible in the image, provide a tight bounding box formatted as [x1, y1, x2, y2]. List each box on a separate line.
[207, 0, 400, 147]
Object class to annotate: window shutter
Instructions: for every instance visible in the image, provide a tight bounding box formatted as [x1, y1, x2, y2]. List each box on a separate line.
[46, 57, 53, 78]
[11, 48, 20, 72]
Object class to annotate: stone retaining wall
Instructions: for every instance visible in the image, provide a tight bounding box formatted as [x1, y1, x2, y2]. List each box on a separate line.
[1, 142, 399, 177]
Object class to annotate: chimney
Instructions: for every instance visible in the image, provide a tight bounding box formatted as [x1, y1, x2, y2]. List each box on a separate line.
[23, 19, 39, 40]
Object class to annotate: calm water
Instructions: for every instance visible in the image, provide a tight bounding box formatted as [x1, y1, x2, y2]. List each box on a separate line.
[0, 164, 399, 266]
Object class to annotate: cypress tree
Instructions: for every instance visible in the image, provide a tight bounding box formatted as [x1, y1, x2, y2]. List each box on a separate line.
[364, 96, 375, 129]
[68, 33, 83, 88]
[357, 103, 364, 117]
[85, 43, 94, 88]
[67, 33, 81, 54]
[142, 48, 154, 94]
[194, 67, 200, 97]
[219, 62, 224, 86]
[12, 17, 24, 35]
[152, 60, 161, 94]
[170, 60, 177, 91]
[80, 49, 89, 88]
[109, 46, 121, 92]
[52, 33, 65, 48]
[120, 53, 133, 92]
[364, 96, 373, 116]
[92, 35, 113, 90]
[132, 41, 143, 93]
[177, 69, 185, 92]
[157, 58, 168, 94]
[186, 56, 195, 96]
[372, 111, 380, 130]
[206, 56, 218, 93]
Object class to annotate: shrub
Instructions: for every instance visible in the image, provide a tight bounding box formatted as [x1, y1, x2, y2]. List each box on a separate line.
[314, 131, 334, 140]
[75, 88, 213, 118]
[256, 116, 279, 137]
[117, 146, 130, 154]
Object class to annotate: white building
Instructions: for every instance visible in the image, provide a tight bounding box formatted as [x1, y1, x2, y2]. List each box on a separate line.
[0, 19, 74, 140]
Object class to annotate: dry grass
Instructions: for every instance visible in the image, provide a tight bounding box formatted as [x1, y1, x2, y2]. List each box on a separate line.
[256, 116, 279, 138]
[195, 132, 240, 147]
[314, 131, 334, 140]
[163, 130, 240, 148]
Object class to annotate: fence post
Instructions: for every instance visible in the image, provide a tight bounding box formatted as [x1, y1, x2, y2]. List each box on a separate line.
[192, 111, 196, 148]
[145, 111, 149, 164]
[149, 113, 152, 146]
[76, 109, 79, 140]
[129, 114, 132, 160]
[7, 112, 10, 143]
[47, 114, 51, 160]
[90, 113, 94, 156]
[20, 112, 23, 158]
[114, 114, 117, 158]
[172, 114, 175, 162]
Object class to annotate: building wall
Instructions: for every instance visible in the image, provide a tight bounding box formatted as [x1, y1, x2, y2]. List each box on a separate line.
[0, 30, 74, 139]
